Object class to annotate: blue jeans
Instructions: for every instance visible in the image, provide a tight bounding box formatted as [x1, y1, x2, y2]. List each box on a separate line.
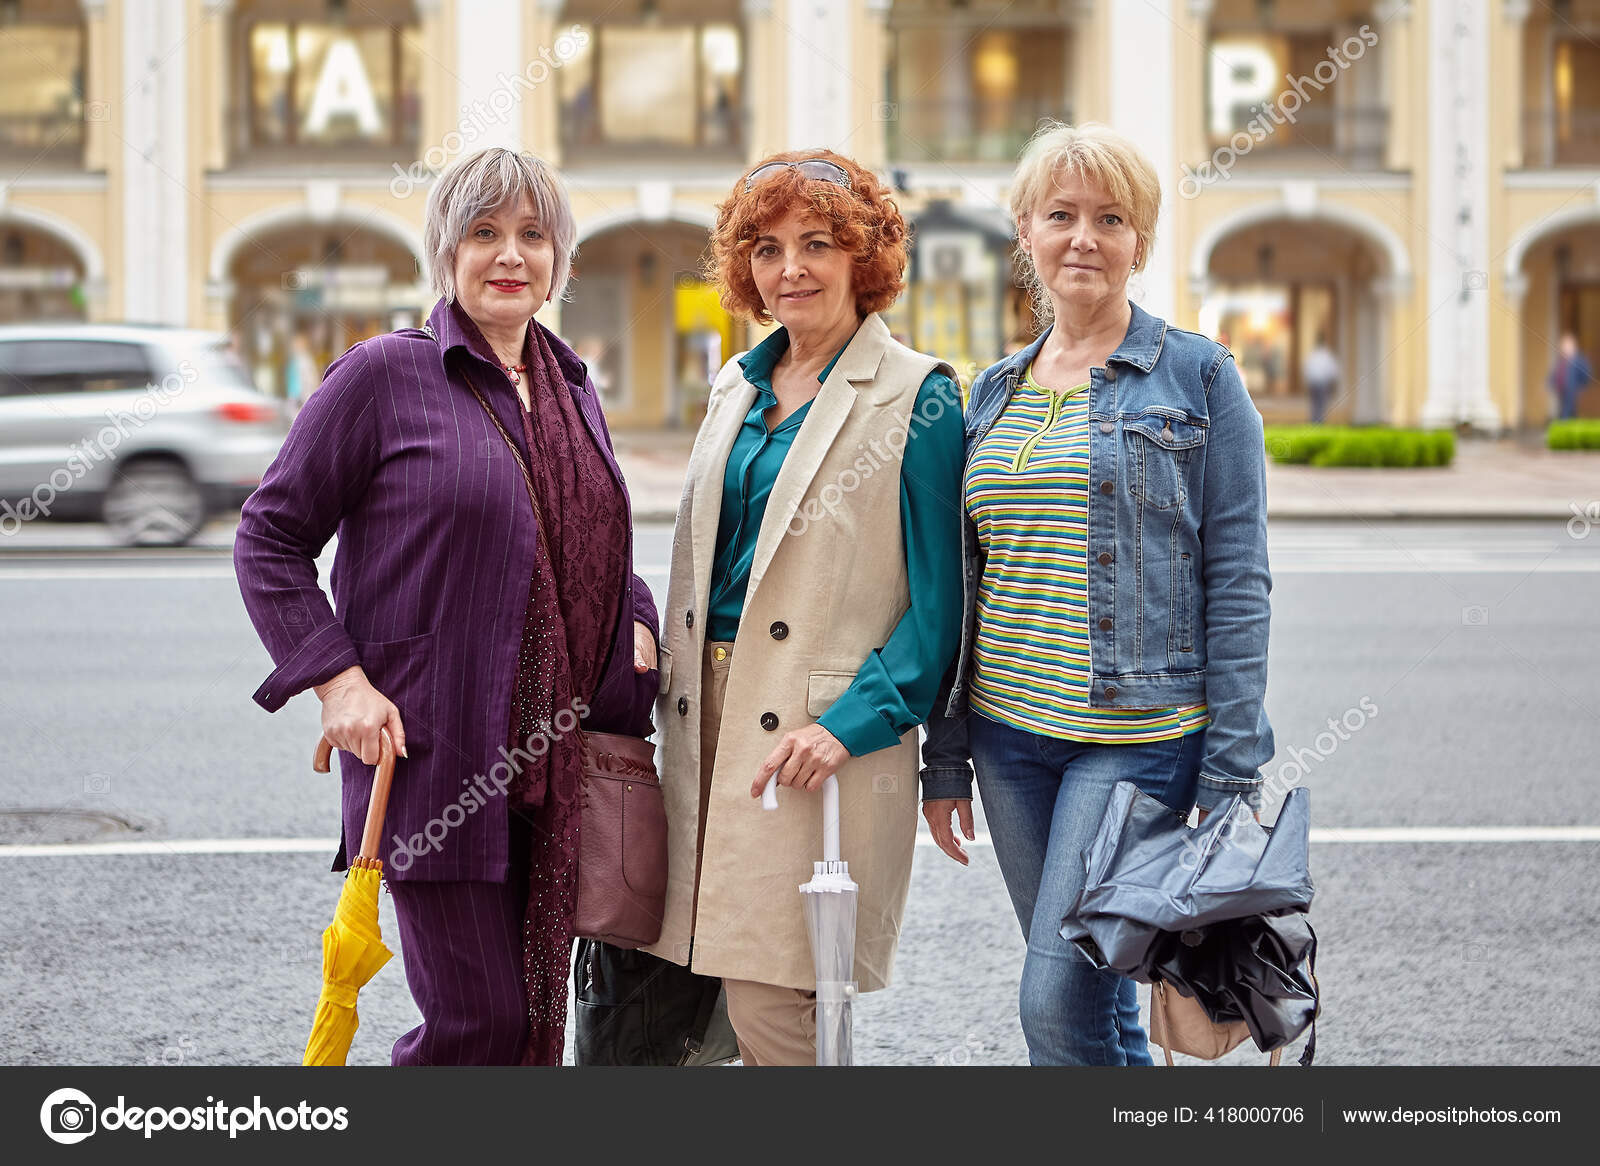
[970, 712, 1204, 1066]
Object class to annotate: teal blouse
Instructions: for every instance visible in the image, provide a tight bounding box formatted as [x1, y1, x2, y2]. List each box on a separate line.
[706, 325, 965, 756]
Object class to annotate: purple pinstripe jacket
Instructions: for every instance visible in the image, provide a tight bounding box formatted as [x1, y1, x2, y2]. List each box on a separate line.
[234, 297, 659, 882]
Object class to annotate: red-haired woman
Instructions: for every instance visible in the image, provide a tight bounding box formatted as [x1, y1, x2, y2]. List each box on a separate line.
[641, 150, 965, 1064]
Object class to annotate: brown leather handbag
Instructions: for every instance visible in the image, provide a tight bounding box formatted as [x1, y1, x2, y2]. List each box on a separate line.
[460, 361, 668, 948]
[573, 730, 668, 947]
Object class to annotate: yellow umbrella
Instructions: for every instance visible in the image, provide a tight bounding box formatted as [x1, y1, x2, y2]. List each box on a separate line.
[302, 728, 398, 1066]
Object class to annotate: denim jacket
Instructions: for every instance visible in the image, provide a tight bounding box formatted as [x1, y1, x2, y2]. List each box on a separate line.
[920, 301, 1274, 811]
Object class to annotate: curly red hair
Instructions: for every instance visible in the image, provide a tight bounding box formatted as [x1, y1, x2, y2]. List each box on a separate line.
[707, 149, 908, 323]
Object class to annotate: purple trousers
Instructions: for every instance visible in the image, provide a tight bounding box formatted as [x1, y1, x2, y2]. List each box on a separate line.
[388, 810, 534, 1066]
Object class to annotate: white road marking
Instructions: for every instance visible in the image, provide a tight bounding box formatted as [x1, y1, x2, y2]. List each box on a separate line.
[3, 826, 1599, 858]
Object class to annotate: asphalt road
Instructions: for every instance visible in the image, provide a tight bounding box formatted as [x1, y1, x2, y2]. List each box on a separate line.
[2, 519, 1597, 1066]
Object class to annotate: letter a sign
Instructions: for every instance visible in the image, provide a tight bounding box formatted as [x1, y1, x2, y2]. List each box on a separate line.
[303, 37, 383, 137]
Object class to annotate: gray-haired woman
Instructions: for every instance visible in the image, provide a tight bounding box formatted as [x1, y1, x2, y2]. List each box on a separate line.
[234, 146, 659, 1066]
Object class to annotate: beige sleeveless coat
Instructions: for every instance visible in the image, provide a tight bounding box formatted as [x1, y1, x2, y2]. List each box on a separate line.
[643, 313, 951, 991]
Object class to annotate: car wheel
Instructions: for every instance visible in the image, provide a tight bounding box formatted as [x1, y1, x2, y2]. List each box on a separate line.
[102, 460, 207, 547]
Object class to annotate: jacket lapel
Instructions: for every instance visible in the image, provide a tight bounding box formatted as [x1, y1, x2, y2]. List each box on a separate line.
[744, 313, 889, 603]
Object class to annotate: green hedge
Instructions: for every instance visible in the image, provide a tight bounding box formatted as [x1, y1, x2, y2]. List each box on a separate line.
[1547, 420, 1600, 450]
[1262, 425, 1456, 467]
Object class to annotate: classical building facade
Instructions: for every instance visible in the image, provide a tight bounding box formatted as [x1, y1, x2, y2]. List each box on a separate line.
[2, 0, 1596, 429]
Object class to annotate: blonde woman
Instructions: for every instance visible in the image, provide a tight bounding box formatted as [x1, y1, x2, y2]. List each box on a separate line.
[922, 123, 1275, 1065]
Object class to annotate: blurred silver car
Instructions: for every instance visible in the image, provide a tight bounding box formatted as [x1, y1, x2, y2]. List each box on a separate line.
[0, 324, 288, 546]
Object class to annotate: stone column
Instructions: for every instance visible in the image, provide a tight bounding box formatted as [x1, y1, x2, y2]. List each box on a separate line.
[119, 0, 190, 325]
[454, 0, 523, 154]
[1110, 0, 1176, 319]
[784, 0, 852, 151]
[1422, 0, 1500, 430]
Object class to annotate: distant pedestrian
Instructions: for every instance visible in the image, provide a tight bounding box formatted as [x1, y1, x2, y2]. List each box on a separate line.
[283, 332, 321, 415]
[1548, 332, 1593, 422]
[1302, 334, 1339, 424]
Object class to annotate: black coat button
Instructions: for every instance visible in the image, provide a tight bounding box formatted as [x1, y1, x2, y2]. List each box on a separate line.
[685, 610, 694, 629]
[1104, 686, 1118, 701]
[1098, 551, 1114, 566]
[1099, 480, 1114, 494]
[769, 621, 789, 640]
[1098, 617, 1114, 631]
[677, 696, 688, 716]
[760, 712, 779, 731]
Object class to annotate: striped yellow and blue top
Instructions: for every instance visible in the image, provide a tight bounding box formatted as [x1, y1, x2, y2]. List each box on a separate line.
[963, 362, 1209, 743]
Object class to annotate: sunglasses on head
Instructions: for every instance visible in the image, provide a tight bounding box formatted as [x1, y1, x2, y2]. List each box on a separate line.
[743, 158, 852, 193]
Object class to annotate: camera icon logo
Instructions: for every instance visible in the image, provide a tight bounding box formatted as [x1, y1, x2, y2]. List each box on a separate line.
[1460, 270, 1488, 292]
[1461, 605, 1489, 626]
[40, 1087, 97, 1144]
[282, 270, 308, 291]
[871, 773, 898, 794]
[85, 101, 110, 123]
[872, 101, 898, 121]
[82, 772, 110, 795]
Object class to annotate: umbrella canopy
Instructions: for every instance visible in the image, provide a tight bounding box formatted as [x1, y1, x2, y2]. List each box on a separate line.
[763, 774, 859, 1066]
[1061, 781, 1318, 1059]
[302, 730, 398, 1067]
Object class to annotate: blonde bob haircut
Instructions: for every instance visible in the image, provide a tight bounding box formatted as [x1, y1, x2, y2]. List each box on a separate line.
[424, 147, 578, 304]
[1009, 121, 1162, 326]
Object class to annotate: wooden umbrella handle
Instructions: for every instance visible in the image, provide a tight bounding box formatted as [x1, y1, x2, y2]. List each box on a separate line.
[313, 729, 397, 867]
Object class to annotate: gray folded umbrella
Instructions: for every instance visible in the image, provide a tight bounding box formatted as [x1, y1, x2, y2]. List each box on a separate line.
[1061, 781, 1318, 1060]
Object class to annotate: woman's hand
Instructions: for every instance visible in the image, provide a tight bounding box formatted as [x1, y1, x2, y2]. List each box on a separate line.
[314, 665, 407, 764]
[922, 798, 975, 866]
[633, 621, 657, 672]
[751, 724, 849, 796]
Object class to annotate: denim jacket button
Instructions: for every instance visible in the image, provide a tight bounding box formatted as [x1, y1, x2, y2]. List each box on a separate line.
[1099, 421, 1114, 434]
[1099, 480, 1114, 494]
[1098, 617, 1114, 631]
[1104, 686, 1118, 701]
[1098, 551, 1114, 566]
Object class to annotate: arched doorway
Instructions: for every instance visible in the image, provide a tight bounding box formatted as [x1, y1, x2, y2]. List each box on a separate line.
[0, 223, 89, 321]
[226, 221, 425, 400]
[1197, 216, 1393, 426]
[565, 221, 728, 429]
[1514, 219, 1600, 425]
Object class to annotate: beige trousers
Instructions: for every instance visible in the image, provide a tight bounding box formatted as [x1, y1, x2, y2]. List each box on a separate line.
[697, 640, 817, 1067]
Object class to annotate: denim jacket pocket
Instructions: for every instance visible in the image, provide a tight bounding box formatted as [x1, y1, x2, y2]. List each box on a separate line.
[1123, 410, 1206, 509]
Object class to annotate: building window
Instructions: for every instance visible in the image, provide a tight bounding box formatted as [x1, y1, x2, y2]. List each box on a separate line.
[0, 1, 84, 166]
[1528, 34, 1600, 167]
[885, 0, 1073, 165]
[558, 20, 743, 157]
[1202, 3, 1386, 169]
[240, 8, 420, 156]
